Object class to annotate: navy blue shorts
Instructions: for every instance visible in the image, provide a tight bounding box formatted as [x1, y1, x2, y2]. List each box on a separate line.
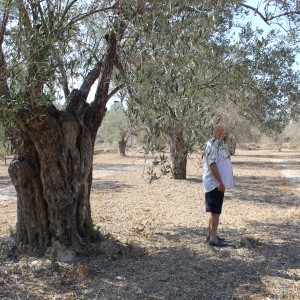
[205, 188, 224, 214]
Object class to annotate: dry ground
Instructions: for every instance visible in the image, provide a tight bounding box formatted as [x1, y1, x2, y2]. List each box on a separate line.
[0, 148, 299, 300]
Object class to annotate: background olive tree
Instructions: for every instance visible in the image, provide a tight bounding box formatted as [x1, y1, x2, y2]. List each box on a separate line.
[97, 100, 131, 156]
[119, 1, 300, 179]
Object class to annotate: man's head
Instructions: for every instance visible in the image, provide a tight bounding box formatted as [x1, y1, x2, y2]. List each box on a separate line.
[213, 124, 225, 140]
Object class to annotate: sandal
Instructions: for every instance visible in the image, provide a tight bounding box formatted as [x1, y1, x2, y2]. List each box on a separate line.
[206, 235, 225, 243]
[208, 239, 228, 247]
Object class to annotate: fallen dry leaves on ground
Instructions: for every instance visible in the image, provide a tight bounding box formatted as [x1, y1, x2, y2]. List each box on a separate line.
[0, 148, 299, 300]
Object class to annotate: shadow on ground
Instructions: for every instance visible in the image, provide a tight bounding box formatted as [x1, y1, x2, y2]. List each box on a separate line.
[1, 219, 298, 300]
[92, 179, 134, 193]
[233, 160, 300, 171]
[233, 175, 299, 207]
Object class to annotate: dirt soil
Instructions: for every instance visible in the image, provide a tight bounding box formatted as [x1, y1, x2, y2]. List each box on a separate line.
[0, 148, 299, 300]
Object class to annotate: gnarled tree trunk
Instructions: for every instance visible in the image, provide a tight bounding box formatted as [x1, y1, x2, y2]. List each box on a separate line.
[5, 29, 118, 254]
[9, 100, 104, 252]
[169, 131, 187, 180]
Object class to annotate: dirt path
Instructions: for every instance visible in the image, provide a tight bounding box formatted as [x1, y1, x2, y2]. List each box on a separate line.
[0, 149, 299, 300]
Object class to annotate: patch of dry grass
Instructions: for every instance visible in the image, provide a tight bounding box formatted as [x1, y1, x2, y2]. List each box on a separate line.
[0, 149, 299, 299]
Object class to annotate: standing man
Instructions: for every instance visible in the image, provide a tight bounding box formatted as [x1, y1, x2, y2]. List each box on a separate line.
[202, 124, 234, 247]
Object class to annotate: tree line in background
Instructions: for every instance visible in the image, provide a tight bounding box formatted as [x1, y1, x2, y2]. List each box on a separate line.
[96, 104, 300, 155]
[0, 0, 299, 253]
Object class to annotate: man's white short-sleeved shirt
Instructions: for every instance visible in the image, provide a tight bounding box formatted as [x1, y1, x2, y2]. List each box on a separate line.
[202, 138, 234, 193]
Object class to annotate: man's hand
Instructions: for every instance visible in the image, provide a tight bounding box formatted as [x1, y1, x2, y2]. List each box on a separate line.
[218, 181, 225, 192]
[209, 162, 225, 192]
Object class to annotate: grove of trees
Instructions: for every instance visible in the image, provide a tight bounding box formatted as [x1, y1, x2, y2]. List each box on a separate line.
[0, 0, 299, 253]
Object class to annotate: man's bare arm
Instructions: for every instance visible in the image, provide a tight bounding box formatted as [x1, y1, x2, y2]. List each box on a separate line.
[209, 163, 225, 192]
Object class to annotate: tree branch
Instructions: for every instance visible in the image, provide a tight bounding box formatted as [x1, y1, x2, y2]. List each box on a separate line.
[114, 55, 142, 104]
[53, 50, 70, 99]
[79, 61, 102, 99]
[0, 48, 11, 115]
[67, 3, 119, 27]
[36, 0, 46, 24]
[27, 0, 41, 23]
[60, 0, 80, 25]
[267, 10, 300, 22]
[18, 0, 32, 30]
[108, 83, 125, 100]
[18, 1, 49, 104]
[84, 32, 118, 138]
[0, 1, 12, 109]
[241, 3, 300, 25]
[93, 32, 117, 105]
[0, 0, 12, 45]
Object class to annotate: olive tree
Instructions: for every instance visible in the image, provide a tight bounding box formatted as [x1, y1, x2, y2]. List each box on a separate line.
[119, 0, 300, 179]
[120, 1, 240, 179]
[0, 0, 129, 253]
[97, 101, 131, 156]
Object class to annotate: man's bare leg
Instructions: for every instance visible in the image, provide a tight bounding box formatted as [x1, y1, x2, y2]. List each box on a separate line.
[208, 213, 220, 243]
